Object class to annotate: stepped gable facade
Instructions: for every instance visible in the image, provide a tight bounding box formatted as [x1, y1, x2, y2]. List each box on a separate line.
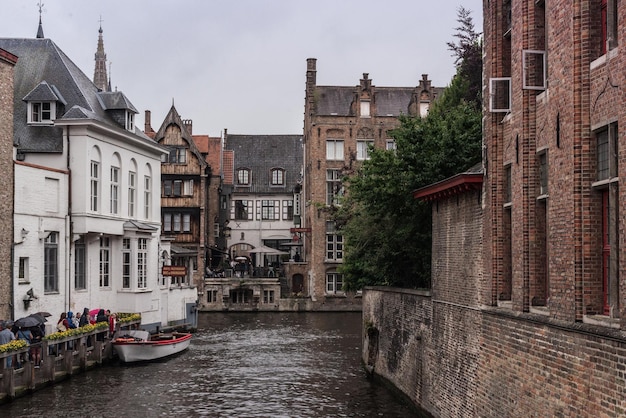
[302, 58, 442, 308]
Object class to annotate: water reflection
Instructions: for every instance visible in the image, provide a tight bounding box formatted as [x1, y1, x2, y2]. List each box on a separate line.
[2, 312, 420, 417]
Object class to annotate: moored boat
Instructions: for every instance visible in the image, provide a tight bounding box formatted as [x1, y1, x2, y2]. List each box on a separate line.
[112, 330, 192, 363]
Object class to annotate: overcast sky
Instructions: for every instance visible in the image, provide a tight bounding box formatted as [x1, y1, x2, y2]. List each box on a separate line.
[2, 0, 483, 136]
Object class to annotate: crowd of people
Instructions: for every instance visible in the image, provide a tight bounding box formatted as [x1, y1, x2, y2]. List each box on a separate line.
[0, 308, 117, 369]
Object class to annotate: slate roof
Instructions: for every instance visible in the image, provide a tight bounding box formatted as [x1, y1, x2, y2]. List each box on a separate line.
[154, 105, 207, 169]
[224, 134, 303, 194]
[0, 38, 149, 153]
[314, 85, 444, 117]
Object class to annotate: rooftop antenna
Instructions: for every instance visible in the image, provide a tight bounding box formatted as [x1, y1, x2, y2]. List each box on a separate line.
[36, 0, 45, 38]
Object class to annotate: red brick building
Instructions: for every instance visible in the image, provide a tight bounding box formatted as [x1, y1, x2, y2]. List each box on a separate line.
[484, 0, 624, 324]
[302, 58, 442, 308]
[361, 2, 626, 416]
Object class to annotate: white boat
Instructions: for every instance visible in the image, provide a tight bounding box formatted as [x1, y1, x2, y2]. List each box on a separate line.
[112, 330, 192, 363]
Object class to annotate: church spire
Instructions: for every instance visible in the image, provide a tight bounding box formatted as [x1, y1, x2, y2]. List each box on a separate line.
[93, 18, 109, 92]
[36, 1, 44, 38]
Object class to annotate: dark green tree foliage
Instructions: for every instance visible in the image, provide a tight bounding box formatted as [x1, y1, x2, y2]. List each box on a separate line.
[338, 8, 482, 290]
[446, 6, 483, 108]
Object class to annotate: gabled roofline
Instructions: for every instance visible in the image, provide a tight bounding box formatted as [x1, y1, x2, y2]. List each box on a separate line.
[154, 105, 207, 167]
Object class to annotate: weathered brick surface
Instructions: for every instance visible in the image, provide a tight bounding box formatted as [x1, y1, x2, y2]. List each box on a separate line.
[365, 288, 626, 418]
[0, 51, 15, 319]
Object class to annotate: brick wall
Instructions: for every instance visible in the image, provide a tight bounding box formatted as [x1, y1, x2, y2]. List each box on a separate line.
[0, 52, 15, 319]
[364, 288, 626, 418]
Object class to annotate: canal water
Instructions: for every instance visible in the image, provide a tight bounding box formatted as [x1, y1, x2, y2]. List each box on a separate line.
[1, 312, 423, 417]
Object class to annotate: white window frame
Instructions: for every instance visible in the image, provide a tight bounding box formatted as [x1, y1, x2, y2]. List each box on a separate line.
[18, 256, 29, 284]
[44, 232, 58, 293]
[90, 161, 100, 212]
[356, 140, 374, 161]
[360, 100, 370, 117]
[28, 101, 55, 124]
[326, 272, 344, 294]
[271, 168, 284, 186]
[260, 200, 280, 220]
[74, 240, 86, 290]
[183, 179, 194, 196]
[326, 169, 343, 206]
[125, 111, 135, 131]
[419, 102, 430, 117]
[325, 221, 343, 261]
[237, 169, 250, 185]
[144, 175, 151, 219]
[233, 200, 254, 220]
[110, 166, 120, 215]
[522, 50, 546, 90]
[128, 171, 136, 217]
[99, 236, 110, 288]
[137, 238, 147, 288]
[489, 77, 512, 113]
[122, 238, 131, 289]
[282, 200, 294, 220]
[326, 139, 344, 161]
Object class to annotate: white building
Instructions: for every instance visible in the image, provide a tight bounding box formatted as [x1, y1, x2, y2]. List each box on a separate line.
[2, 31, 197, 329]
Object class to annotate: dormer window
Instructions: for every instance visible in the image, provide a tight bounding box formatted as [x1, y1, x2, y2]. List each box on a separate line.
[360, 100, 370, 118]
[29, 101, 55, 124]
[125, 111, 134, 131]
[23, 81, 64, 125]
[271, 168, 285, 186]
[237, 168, 250, 186]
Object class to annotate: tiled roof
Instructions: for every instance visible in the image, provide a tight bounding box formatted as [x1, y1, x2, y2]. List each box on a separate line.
[224, 134, 302, 194]
[413, 163, 484, 202]
[222, 150, 234, 185]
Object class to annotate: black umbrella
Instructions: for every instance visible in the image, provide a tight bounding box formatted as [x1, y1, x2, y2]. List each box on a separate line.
[29, 313, 48, 324]
[15, 315, 44, 328]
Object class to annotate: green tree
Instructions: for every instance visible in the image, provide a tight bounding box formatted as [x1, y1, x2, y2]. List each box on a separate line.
[338, 8, 483, 290]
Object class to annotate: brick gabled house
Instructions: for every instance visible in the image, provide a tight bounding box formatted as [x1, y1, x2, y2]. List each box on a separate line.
[302, 58, 442, 309]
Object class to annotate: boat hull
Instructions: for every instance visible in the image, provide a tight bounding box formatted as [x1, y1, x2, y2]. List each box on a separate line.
[113, 332, 192, 363]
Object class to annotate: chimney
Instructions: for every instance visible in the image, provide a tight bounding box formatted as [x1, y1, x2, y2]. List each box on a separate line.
[144, 110, 152, 133]
[306, 58, 317, 89]
[360, 73, 371, 91]
[182, 119, 193, 135]
[306, 58, 317, 116]
[419, 74, 431, 92]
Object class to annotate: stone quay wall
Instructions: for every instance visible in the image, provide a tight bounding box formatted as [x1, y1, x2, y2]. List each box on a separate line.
[362, 287, 626, 418]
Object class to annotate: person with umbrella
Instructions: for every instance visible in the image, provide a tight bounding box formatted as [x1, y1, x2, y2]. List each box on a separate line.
[0, 321, 15, 367]
[15, 314, 46, 368]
